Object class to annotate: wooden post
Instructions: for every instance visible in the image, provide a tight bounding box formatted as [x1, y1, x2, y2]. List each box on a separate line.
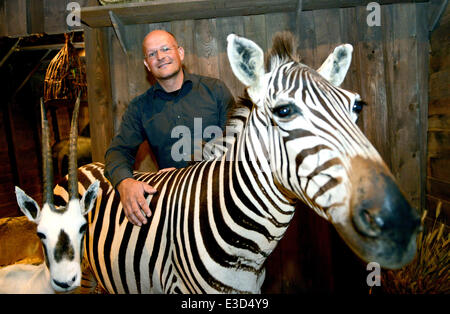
[84, 26, 114, 163]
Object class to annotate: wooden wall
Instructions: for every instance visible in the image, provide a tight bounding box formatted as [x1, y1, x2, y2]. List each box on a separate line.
[427, 3, 450, 224]
[0, 0, 88, 37]
[84, 3, 430, 293]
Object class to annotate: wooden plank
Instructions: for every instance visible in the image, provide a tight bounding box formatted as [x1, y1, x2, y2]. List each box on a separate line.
[415, 2, 429, 211]
[427, 177, 450, 202]
[0, 0, 6, 37]
[194, 19, 219, 79]
[428, 156, 450, 181]
[338, 7, 361, 92]
[382, 4, 423, 208]
[108, 26, 129, 135]
[80, 0, 428, 28]
[428, 131, 450, 157]
[430, 40, 450, 72]
[429, 70, 450, 100]
[313, 8, 342, 68]
[171, 20, 197, 74]
[216, 16, 245, 98]
[84, 26, 114, 163]
[109, 10, 131, 55]
[429, 97, 450, 115]
[6, 0, 27, 37]
[124, 23, 153, 98]
[26, 0, 44, 34]
[81, 0, 297, 28]
[44, 0, 68, 35]
[296, 10, 316, 67]
[243, 15, 268, 52]
[428, 0, 449, 31]
[428, 113, 450, 130]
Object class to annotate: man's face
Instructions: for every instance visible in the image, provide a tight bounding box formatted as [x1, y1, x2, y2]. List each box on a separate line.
[143, 31, 184, 81]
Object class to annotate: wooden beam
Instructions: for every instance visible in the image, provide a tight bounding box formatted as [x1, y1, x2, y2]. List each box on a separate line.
[16, 42, 84, 51]
[84, 27, 114, 163]
[429, 0, 449, 32]
[296, 0, 303, 36]
[81, 0, 428, 28]
[81, 0, 295, 27]
[109, 10, 129, 55]
[0, 38, 22, 69]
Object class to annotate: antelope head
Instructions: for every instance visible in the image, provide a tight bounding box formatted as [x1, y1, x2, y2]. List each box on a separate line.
[15, 95, 99, 292]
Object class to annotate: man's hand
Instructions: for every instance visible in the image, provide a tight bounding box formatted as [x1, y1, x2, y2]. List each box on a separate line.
[116, 178, 157, 226]
[156, 167, 176, 174]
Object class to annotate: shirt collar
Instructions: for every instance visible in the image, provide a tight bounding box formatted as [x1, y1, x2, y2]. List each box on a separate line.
[153, 69, 194, 100]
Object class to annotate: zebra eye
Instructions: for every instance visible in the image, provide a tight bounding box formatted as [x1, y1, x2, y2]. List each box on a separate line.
[79, 223, 87, 234]
[37, 232, 46, 240]
[352, 100, 366, 114]
[273, 103, 296, 119]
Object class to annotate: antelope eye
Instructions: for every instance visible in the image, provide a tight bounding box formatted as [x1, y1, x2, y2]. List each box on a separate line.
[36, 232, 46, 240]
[79, 223, 87, 234]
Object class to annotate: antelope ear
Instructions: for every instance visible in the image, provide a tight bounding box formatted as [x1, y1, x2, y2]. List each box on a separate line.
[80, 180, 100, 215]
[317, 44, 353, 87]
[15, 186, 41, 223]
[227, 34, 265, 105]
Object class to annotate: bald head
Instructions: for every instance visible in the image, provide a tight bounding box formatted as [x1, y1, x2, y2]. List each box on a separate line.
[142, 30, 178, 57]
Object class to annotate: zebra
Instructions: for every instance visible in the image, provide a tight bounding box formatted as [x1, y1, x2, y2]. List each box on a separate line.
[53, 32, 421, 294]
[1, 96, 99, 293]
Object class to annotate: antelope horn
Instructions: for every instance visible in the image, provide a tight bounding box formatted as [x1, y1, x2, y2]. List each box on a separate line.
[40, 98, 54, 206]
[68, 92, 81, 200]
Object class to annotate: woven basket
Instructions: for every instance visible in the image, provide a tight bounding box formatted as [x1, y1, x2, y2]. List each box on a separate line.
[43, 34, 87, 103]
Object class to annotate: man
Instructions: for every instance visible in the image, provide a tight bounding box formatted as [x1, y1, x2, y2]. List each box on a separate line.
[104, 30, 234, 226]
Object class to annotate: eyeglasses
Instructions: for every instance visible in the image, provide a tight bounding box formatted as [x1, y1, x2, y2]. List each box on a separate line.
[145, 45, 178, 59]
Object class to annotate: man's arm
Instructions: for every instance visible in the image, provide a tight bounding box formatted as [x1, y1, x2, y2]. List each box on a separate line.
[104, 97, 156, 226]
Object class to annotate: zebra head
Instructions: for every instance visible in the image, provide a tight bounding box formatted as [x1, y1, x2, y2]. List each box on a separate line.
[14, 96, 99, 292]
[227, 32, 421, 269]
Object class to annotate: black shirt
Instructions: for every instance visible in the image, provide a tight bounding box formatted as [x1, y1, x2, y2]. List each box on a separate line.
[104, 72, 234, 188]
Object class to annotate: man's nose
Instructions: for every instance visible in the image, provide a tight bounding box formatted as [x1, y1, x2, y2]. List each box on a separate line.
[156, 49, 166, 60]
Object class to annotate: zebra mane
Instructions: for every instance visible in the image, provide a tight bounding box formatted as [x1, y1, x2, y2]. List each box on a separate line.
[198, 93, 253, 163]
[265, 31, 300, 71]
[225, 90, 253, 124]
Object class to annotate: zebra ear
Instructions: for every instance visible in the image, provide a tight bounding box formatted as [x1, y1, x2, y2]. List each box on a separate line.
[80, 180, 100, 216]
[15, 186, 41, 223]
[227, 34, 265, 104]
[317, 44, 353, 87]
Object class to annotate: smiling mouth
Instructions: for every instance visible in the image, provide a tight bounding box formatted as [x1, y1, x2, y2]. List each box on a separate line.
[158, 62, 171, 69]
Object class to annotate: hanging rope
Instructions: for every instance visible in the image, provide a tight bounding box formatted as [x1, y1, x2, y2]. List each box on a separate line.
[43, 33, 86, 103]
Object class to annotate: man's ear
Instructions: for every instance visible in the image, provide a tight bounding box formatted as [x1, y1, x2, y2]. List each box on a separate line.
[144, 59, 151, 72]
[15, 186, 41, 223]
[177, 46, 185, 63]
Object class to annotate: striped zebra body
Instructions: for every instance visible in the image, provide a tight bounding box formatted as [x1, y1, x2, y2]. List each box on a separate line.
[53, 32, 420, 294]
[59, 154, 292, 293]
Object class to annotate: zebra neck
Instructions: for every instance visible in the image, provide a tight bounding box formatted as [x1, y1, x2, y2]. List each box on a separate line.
[223, 110, 297, 257]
